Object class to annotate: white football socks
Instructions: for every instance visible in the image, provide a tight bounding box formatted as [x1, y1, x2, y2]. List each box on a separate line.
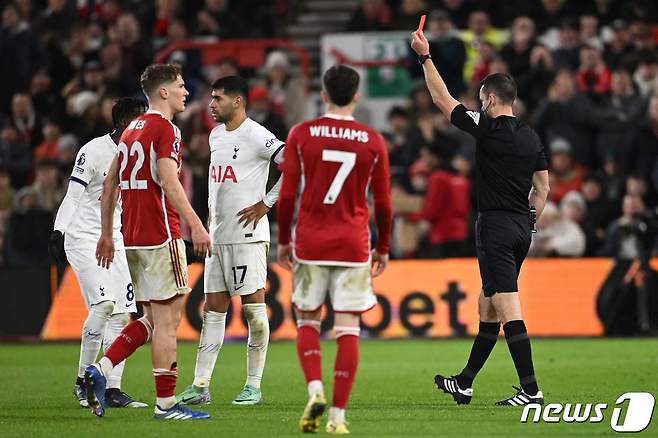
[244, 303, 269, 389]
[192, 310, 227, 388]
[329, 407, 346, 423]
[308, 380, 325, 398]
[78, 301, 113, 378]
[104, 313, 130, 389]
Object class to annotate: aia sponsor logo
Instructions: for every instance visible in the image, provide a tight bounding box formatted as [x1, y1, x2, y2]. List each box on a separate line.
[210, 164, 237, 183]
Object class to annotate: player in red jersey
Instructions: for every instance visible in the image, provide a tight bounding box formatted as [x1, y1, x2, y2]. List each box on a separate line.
[277, 65, 392, 434]
[87, 64, 212, 420]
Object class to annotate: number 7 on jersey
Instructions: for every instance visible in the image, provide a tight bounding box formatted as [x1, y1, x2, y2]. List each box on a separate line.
[322, 149, 356, 204]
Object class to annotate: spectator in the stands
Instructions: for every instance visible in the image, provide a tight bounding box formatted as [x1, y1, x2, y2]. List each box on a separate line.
[551, 18, 582, 70]
[500, 16, 536, 100]
[33, 120, 61, 162]
[0, 2, 45, 113]
[100, 41, 140, 97]
[9, 93, 42, 148]
[0, 168, 15, 213]
[68, 91, 104, 145]
[34, 0, 76, 39]
[407, 143, 471, 258]
[548, 137, 586, 204]
[30, 159, 64, 213]
[438, 0, 472, 29]
[30, 69, 62, 122]
[469, 41, 498, 86]
[0, 125, 31, 189]
[407, 10, 466, 97]
[196, 0, 244, 38]
[633, 52, 658, 98]
[579, 14, 602, 51]
[560, 190, 587, 230]
[530, 0, 573, 34]
[603, 19, 634, 69]
[532, 69, 595, 166]
[114, 13, 153, 79]
[523, 44, 555, 108]
[528, 201, 586, 257]
[581, 172, 618, 255]
[247, 86, 288, 141]
[598, 193, 647, 259]
[262, 50, 306, 129]
[460, 10, 508, 83]
[56, 133, 78, 180]
[4, 186, 53, 266]
[623, 94, 658, 190]
[392, 0, 427, 31]
[575, 45, 611, 102]
[629, 21, 656, 53]
[61, 58, 106, 103]
[595, 69, 645, 164]
[346, 0, 392, 32]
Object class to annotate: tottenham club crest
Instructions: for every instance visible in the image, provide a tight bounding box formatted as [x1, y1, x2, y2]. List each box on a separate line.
[76, 153, 86, 166]
[233, 146, 239, 159]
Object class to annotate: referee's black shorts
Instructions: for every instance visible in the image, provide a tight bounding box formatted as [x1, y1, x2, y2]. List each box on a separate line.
[475, 210, 532, 297]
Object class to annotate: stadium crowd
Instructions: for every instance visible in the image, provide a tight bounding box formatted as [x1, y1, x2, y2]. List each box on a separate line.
[0, 0, 657, 266]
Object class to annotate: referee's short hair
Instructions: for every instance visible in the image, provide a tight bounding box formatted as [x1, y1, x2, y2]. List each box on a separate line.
[480, 73, 517, 105]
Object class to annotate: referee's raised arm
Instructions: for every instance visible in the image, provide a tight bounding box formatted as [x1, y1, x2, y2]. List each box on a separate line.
[410, 29, 460, 118]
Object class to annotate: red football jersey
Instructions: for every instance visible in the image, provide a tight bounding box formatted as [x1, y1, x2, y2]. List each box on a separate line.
[278, 114, 392, 265]
[118, 110, 183, 248]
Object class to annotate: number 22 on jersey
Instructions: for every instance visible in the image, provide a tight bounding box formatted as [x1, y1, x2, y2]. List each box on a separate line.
[118, 141, 148, 190]
[322, 149, 356, 204]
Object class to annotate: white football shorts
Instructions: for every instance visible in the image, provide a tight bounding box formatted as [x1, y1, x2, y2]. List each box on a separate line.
[204, 242, 268, 296]
[66, 245, 136, 314]
[292, 262, 376, 313]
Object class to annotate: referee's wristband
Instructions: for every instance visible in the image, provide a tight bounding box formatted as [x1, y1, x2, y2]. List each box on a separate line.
[418, 54, 432, 65]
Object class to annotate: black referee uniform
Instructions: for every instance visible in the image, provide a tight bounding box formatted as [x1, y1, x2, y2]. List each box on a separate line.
[450, 104, 548, 296]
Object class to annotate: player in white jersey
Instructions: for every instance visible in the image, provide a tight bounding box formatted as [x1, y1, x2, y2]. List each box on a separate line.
[177, 76, 284, 406]
[49, 98, 148, 409]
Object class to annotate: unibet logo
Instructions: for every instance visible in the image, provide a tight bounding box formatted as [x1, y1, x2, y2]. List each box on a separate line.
[520, 392, 655, 432]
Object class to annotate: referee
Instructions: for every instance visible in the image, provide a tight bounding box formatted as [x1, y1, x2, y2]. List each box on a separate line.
[411, 28, 550, 406]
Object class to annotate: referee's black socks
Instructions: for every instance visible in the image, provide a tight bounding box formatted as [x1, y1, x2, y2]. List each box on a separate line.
[456, 321, 500, 389]
[503, 320, 539, 396]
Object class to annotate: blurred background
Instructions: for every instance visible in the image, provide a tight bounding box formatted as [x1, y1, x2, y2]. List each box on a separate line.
[0, 0, 657, 341]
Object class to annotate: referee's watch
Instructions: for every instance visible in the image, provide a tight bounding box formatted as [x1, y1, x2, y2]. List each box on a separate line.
[418, 54, 432, 65]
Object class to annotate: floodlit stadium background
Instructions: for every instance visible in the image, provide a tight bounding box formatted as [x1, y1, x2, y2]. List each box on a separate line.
[2, 0, 656, 339]
[0, 1, 657, 435]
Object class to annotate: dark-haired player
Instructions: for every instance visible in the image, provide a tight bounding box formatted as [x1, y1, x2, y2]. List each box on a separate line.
[50, 97, 148, 410]
[411, 26, 549, 406]
[278, 65, 392, 434]
[177, 76, 284, 407]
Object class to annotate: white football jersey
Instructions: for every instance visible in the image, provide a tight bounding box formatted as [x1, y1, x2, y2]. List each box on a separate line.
[208, 118, 284, 244]
[65, 134, 124, 249]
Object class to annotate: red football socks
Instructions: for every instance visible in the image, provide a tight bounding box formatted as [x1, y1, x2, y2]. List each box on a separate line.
[154, 366, 177, 398]
[105, 318, 150, 366]
[332, 334, 359, 409]
[297, 325, 322, 383]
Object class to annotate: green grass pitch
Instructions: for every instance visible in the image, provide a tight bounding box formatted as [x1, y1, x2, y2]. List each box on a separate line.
[1, 338, 656, 437]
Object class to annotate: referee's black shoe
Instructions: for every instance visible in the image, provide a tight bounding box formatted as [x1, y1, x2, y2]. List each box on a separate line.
[434, 374, 473, 405]
[495, 386, 544, 406]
